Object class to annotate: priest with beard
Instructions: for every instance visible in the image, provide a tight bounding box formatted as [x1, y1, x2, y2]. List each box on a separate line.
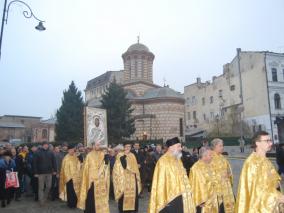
[77, 142, 110, 213]
[148, 137, 195, 213]
[113, 142, 141, 213]
[59, 144, 81, 208]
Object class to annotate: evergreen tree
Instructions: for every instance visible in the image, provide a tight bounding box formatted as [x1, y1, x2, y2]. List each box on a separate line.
[101, 81, 135, 141]
[55, 81, 84, 141]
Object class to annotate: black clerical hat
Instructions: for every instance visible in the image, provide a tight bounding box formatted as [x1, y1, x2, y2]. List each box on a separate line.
[68, 144, 76, 150]
[166, 137, 180, 147]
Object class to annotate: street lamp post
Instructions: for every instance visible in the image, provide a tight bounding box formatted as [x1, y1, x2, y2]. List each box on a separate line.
[215, 114, 220, 136]
[0, 0, 46, 60]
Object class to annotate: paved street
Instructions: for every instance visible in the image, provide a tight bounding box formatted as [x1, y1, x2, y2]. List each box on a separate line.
[0, 156, 277, 213]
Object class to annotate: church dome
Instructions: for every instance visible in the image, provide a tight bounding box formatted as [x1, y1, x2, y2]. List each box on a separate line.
[127, 43, 149, 52]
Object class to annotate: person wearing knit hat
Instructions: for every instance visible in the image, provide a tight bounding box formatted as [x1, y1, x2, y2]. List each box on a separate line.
[148, 137, 195, 213]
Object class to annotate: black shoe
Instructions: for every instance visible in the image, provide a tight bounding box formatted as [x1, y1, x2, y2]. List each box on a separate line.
[1, 200, 6, 208]
[15, 198, 21, 201]
[7, 199, 11, 205]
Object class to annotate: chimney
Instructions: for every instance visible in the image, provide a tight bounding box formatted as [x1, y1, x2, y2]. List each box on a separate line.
[237, 48, 241, 54]
[197, 77, 201, 84]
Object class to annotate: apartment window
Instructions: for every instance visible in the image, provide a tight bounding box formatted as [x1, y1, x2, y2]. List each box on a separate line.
[210, 96, 214, 104]
[187, 112, 191, 120]
[202, 97, 205, 105]
[193, 111, 197, 120]
[221, 109, 225, 117]
[210, 112, 214, 119]
[179, 118, 183, 137]
[186, 97, 190, 106]
[272, 68, 278, 82]
[230, 85, 235, 91]
[219, 90, 223, 97]
[203, 114, 206, 121]
[192, 96, 196, 105]
[274, 93, 281, 109]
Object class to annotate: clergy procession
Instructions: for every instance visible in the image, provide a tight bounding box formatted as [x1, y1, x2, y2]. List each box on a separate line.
[1, 131, 284, 213]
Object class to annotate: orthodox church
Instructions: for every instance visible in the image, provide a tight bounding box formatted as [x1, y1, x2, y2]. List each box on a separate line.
[85, 40, 185, 141]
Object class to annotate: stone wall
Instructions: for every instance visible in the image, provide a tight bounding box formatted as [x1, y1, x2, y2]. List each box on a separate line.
[131, 101, 185, 141]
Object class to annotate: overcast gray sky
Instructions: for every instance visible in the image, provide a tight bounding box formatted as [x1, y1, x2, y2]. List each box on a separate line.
[0, 0, 283, 119]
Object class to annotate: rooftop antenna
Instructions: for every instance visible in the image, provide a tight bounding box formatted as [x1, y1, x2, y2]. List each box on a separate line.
[137, 34, 140, 43]
[163, 77, 166, 87]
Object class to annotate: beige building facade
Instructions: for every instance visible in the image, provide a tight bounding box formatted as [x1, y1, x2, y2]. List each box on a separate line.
[0, 115, 56, 143]
[85, 42, 184, 141]
[184, 49, 284, 143]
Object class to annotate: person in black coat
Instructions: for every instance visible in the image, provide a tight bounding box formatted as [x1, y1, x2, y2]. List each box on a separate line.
[26, 146, 38, 201]
[33, 142, 57, 206]
[276, 143, 284, 175]
[131, 143, 145, 195]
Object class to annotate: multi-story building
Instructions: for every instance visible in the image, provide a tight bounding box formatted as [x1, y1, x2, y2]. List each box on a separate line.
[85, 41, 185, 141]
[184, 49, 284, 143]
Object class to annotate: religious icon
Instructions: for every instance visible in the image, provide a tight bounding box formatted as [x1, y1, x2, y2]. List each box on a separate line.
[84, 107, 108, 147]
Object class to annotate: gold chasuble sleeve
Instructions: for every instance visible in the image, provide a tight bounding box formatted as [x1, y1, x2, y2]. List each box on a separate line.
[211, 152, 235, 213]
[113, 152, 141, 211]
[189, 161, 218, 213]
[77, 150, 110, 213]
[148, 153, 195, 213]
[235, 152, 282, 213]
[59, 154, 81, 201]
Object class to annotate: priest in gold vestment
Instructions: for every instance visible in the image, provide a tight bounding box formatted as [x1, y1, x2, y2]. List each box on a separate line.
[189, 147, 219, 213]
[113, 142, 141, 213]
[210, 138, 235, 213]
[77, 142, 110, 213]
[148, 137, 195, 213]
[59, 144, 81, 208]
[235, 131, 284, 213]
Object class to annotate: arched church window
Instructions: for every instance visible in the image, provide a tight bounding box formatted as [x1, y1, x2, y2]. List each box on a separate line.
[135, 61, 138, 77]
[274, 93, 281, 109]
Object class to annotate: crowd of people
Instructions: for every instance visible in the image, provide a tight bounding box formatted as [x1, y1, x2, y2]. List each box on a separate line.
[0, 131, 284, 213]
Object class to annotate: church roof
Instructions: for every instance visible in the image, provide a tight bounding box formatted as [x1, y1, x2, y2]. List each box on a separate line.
[127, 43, 150, 52]
[127, 86, 184, 101]
[143, 87, 183, 99]
[87, 98, 102, 107]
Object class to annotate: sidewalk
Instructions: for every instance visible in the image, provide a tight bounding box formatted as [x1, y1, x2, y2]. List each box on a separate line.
[224, 146, 276, 160]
